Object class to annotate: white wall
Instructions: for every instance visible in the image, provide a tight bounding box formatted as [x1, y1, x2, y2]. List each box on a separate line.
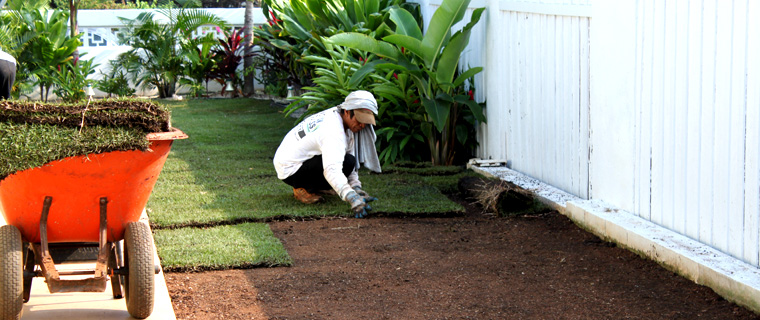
[73, 8, 261, 98]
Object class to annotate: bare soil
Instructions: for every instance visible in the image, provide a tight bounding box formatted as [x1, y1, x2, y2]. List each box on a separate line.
[166, 196, 760, 319]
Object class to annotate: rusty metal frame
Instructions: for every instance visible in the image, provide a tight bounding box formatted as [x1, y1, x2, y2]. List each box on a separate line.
[32, 196, 112, 293]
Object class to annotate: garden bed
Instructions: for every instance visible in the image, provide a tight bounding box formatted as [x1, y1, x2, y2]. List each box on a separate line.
[166, 192, 760, 319]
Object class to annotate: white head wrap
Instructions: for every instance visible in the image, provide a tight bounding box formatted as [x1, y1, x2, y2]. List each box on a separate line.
[340, 90, 382, 173]
[339, 90, 378, 114]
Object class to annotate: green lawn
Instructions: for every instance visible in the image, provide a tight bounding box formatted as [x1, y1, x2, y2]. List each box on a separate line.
[149, 98, 474, 270]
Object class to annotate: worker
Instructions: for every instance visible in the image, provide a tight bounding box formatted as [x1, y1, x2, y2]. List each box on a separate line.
[0, 48, 15, 100]
[273, 90, 382, 218]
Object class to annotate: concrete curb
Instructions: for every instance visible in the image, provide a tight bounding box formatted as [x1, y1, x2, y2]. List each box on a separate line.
[470, 165, 760, 314]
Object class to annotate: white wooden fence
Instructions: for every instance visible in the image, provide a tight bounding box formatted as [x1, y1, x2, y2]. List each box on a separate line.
[410, 0, 760, 268]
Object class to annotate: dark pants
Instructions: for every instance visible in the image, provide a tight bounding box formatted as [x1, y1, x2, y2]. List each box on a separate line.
[0, 60, 15, 100]
[283, 154, 356, 192]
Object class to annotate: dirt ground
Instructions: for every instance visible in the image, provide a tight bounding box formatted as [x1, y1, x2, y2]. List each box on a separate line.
[165, 196, 760, 320]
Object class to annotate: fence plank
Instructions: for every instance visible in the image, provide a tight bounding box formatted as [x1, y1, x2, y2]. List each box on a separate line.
[685, 0, 702, 239]
[744, 0, 760, 267]
[671, 0, 688, 234]
[698, 0, 717, 244]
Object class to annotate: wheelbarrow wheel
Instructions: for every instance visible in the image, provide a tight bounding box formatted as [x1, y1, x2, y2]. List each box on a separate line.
[123, 222, 154, 319]
[0, 225, 23, 320]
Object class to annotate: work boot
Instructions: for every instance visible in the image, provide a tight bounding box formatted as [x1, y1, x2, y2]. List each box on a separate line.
[293, 188, 322, 204]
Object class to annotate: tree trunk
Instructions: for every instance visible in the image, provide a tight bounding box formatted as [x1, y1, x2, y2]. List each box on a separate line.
[242, 0, 255, 96]
[70, 0, 79, 61]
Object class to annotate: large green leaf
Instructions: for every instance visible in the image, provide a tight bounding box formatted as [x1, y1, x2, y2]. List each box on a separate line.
[382, 34, 424, 59]
[453, 66, 482, 87]
[327, 33, 399, 59]
[436, 30, 469, 88]
[454, 95, 486, 123]
[389, 7, 422, 39]
[281, 15, 312, 40]
[306, 0, 330, 24]
[422, 97, 450, 132]
[437, 7, 484, 87]
[420, 0, 471, 67]
[348, 59, 385, 88]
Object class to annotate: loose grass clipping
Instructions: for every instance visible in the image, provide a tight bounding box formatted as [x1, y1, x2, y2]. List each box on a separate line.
[0, 99, 172, 180]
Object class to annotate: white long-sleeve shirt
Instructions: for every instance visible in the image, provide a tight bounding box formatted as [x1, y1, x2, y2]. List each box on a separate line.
[273, 107, 360, 200]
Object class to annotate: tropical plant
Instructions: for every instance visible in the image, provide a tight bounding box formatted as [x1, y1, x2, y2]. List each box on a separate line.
[209, 27, 247, 97]
[51, 0, 179, 10]
[373, 68, 428, 164]
[96, 56, 137, 98]
[328, 0, 486, 165]
[251, 3, 311, 96]
[16, 8, 82, 102]
[51, 55, 98, 102]
[255, 0, 420, 96]
[180, 40, 216, 97]
[283, 45, 379, 119]
[117, 2, 227, 98]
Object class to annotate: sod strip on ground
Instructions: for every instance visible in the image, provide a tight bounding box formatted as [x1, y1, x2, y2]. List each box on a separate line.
[154, 222, 292, 271]
[147, 98, 465, 228]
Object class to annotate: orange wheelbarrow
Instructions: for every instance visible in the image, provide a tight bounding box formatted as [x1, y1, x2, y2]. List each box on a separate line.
[0, 128, 187, 319]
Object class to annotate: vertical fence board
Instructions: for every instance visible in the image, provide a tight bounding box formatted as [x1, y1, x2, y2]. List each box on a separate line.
[634, 0, 651, 221]
[712, 1, 732, 252]
[727, 0, 748, 259]
[579, 17, 590, 199]
[684, 0, 702, 239]
[744, 0, 760, 266]
[671, 0, 688, 234]
[698, 0, 716, 244]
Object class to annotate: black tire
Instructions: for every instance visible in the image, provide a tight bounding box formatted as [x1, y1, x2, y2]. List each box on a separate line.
[123, 222, 155, 319]
[0, 225, 23, 320]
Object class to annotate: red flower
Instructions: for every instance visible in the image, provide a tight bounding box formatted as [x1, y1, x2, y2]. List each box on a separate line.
[413, 99, 419, 104]
[392, 73, 398, 79]
[401, 47, 405, 53]
[359, 57, 365, 65]
[468, 89, 474, 100]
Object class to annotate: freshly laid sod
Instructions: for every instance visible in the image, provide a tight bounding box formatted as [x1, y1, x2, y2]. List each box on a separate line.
[149, 98, 470, 270]
[154, 223, 292, 271]
[147, 98, 465, 227]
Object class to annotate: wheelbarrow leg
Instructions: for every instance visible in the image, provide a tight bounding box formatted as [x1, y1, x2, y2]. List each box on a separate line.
[34, 196, 109, 293]
[22, 243, 35, 303]
[109, 241, 123, 299]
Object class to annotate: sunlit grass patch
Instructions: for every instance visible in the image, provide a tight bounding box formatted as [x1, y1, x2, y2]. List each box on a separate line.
[155, 222, 292, 271]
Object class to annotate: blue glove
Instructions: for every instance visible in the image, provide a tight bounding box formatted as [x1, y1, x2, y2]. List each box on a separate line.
[353, 186, 378, 203]
[346, 191, 372, 218]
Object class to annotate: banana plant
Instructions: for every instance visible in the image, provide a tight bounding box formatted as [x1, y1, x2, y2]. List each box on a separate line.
[327, 0, 486, 165]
